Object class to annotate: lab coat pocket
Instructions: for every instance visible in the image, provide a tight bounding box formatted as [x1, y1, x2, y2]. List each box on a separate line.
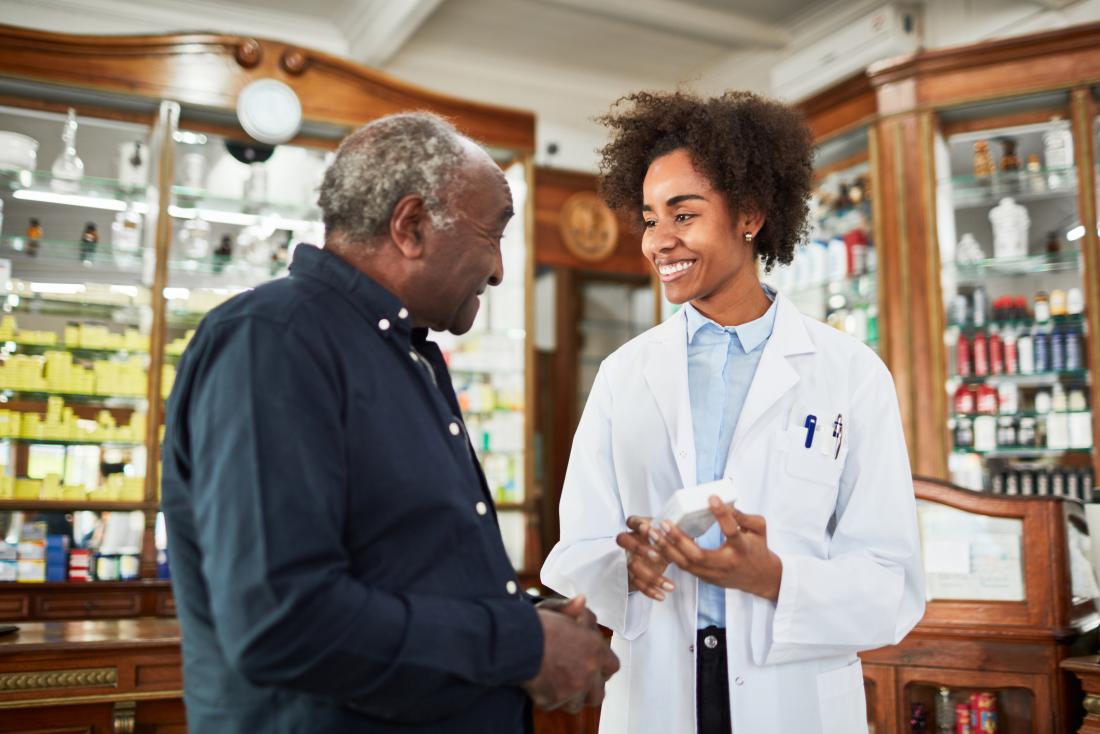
[782, 424, 847, 487]
[816, 658, 867, 734]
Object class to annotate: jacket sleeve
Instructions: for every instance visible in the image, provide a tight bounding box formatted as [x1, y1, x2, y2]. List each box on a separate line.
[751, 360, 926, 666]
[177, 316, 543, 722]
[541, 364, 654, 639]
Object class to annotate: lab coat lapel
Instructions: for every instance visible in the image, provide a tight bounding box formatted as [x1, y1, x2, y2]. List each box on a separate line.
[642, 311, 697, 489]
[728, 295, 816, 452]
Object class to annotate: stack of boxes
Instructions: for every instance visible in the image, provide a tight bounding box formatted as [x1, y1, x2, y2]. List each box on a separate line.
[16, 522, 45, 582]
[68, 548, 91, 582]
[0, 350, 148, 397]
[45, 534, 68, 581]
[0, 542, 16, 582]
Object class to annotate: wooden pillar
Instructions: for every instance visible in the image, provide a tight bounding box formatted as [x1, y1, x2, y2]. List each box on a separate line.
[1071, 88, 1100, 486]
[874, 111, 949, 479]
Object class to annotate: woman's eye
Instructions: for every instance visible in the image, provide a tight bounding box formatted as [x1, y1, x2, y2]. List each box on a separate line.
[675, 213, 694, 223]
[642, 219, 657, 229]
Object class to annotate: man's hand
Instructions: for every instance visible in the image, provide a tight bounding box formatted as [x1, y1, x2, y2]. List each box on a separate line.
[523, 603, 619, 713]
[536, 594, 598, 631]
[650, 497, 783, 602]
[616, 516, 675, 601]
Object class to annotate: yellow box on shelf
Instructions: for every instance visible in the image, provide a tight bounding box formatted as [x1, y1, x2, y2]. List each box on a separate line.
[62, 484, 88, 501]
[0, 475, 14, 499]
[13, 478, 42, 499]
[0, 410, 21, 439]
[161, 363, 177, 398]
[40, 473, 62, 500]
[165, 330, 195, 356]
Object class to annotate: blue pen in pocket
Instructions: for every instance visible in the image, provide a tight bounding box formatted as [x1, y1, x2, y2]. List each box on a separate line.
[803, 414, 817, 448]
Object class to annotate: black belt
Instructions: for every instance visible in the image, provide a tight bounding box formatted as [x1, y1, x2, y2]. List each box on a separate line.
[696, 626, 731, 734]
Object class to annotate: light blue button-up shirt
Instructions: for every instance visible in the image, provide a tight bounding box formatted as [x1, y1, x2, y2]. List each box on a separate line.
[684, 289, 777, 629]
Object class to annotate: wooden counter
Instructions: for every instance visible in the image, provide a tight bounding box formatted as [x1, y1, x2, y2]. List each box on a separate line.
[0, 617, 185, 733]
[0, 617, 597, 733]
[1062, 656, 1100, 733]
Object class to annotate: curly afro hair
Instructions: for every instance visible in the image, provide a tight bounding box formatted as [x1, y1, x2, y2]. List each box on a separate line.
[597, 90, 814, 271]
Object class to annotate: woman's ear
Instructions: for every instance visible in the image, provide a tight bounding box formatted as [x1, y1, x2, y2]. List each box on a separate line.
[742, 210, 766, 241]
[389, 194, 427, 259]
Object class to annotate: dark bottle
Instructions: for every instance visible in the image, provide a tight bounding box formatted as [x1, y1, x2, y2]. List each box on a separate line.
[213, 234, 233, 274]
[1065, 324, 1083, 371]
[1051, 327, 1067, 373]
[26, 218, 42, 257]
[80, 222, 98, 265]
[910, 702, 928, 734]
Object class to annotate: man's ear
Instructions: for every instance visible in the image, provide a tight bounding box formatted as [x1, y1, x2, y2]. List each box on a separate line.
[389, 194, 428, 258]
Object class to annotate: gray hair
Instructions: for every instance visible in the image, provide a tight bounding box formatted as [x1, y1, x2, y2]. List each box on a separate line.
[318, 112, 467, 242]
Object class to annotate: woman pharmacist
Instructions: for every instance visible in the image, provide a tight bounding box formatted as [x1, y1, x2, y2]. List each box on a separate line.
[541, 91, 925, 734]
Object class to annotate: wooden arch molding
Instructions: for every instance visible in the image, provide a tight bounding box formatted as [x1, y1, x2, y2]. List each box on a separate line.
[0, 24, 535, 152]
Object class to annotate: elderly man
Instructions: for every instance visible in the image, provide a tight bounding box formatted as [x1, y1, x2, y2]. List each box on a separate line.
[161, 112, 618, 733]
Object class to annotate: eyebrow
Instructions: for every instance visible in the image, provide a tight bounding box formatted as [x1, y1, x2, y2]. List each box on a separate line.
[641, 193, 707, 211]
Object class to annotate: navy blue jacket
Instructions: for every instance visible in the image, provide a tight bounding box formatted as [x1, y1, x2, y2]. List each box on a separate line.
[161, 245, 543, 733]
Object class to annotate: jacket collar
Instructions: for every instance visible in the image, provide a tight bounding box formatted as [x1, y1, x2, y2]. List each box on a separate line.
[289, 244, 414, 343]
[643, 291, 815, 488]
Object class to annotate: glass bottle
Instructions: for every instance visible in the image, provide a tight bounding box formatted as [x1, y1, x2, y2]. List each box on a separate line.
[50, 107, 85, 193]
[79, 222, 98, 266]
[25, 218, 42, 258]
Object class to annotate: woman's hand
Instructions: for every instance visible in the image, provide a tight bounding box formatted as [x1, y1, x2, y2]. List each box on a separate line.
[616, 516, 676, 601]
[650, 497, 783, 602]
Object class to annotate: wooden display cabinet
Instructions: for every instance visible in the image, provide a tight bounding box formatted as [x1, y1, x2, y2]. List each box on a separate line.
[0, 25, 540, 613]
[861, 477, 1099, 732]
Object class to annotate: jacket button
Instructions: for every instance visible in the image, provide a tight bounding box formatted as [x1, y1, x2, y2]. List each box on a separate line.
[476, 501, 488, 516]
[378, 318, 391, 331]
[735, 676, 744, 686]
[398, 307, 409, 319]
[449, 422, 461, 436]
[704, 634, 718, 649]
[506, 581, 517, 595]
[688, 644, 694, 653]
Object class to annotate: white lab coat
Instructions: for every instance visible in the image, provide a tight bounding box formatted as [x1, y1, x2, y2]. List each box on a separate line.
[541, 293, 925, 734]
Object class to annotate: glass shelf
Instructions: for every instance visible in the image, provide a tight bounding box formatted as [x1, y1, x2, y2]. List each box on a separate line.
[948, 313, 1085, 332]
[953, 369, 1089, 385]
[951, 410, 1092, 419]
[953, 447, 1091, 457]
[0, 167, 148, 205]
[0, 437, 144, 447]
[171, 185, 320, 227]
[0, 499, 153, 512]
[0, 342, 149, 359]
[945, 250, 1083, 278]
[0, 389, 146, 406]
[946, 167, 1077, 209]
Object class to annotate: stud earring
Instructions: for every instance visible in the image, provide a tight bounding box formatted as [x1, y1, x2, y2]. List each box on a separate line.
[744, 231, 754, 242]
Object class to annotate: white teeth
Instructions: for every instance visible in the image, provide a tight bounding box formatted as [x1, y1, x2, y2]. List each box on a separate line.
[658, 261, 695, 276]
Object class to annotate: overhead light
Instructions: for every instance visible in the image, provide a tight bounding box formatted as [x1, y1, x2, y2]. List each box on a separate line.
[13, 189, 131, 212]
[1067, 225, 1085, 242]
[29, 282, 86, 295]
[173, 131, 208, 145]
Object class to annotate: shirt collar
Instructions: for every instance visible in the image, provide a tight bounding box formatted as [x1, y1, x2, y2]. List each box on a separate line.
[289, 244, 413, 341]
[683, 284, 778, 352]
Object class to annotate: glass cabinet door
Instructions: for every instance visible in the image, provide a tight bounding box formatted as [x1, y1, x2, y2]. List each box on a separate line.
[0, 104, 154, 582]
[938, 95, 1094, 495]
[764, 127, 879, 350]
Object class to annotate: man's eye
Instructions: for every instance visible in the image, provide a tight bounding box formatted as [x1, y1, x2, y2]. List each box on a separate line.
[642, 219, 656, 229]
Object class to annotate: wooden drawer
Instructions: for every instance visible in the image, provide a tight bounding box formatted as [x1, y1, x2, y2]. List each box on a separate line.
[0, 591, 30, 619]
[155, 591, 176, 617]
[34, 591, 142, 619]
